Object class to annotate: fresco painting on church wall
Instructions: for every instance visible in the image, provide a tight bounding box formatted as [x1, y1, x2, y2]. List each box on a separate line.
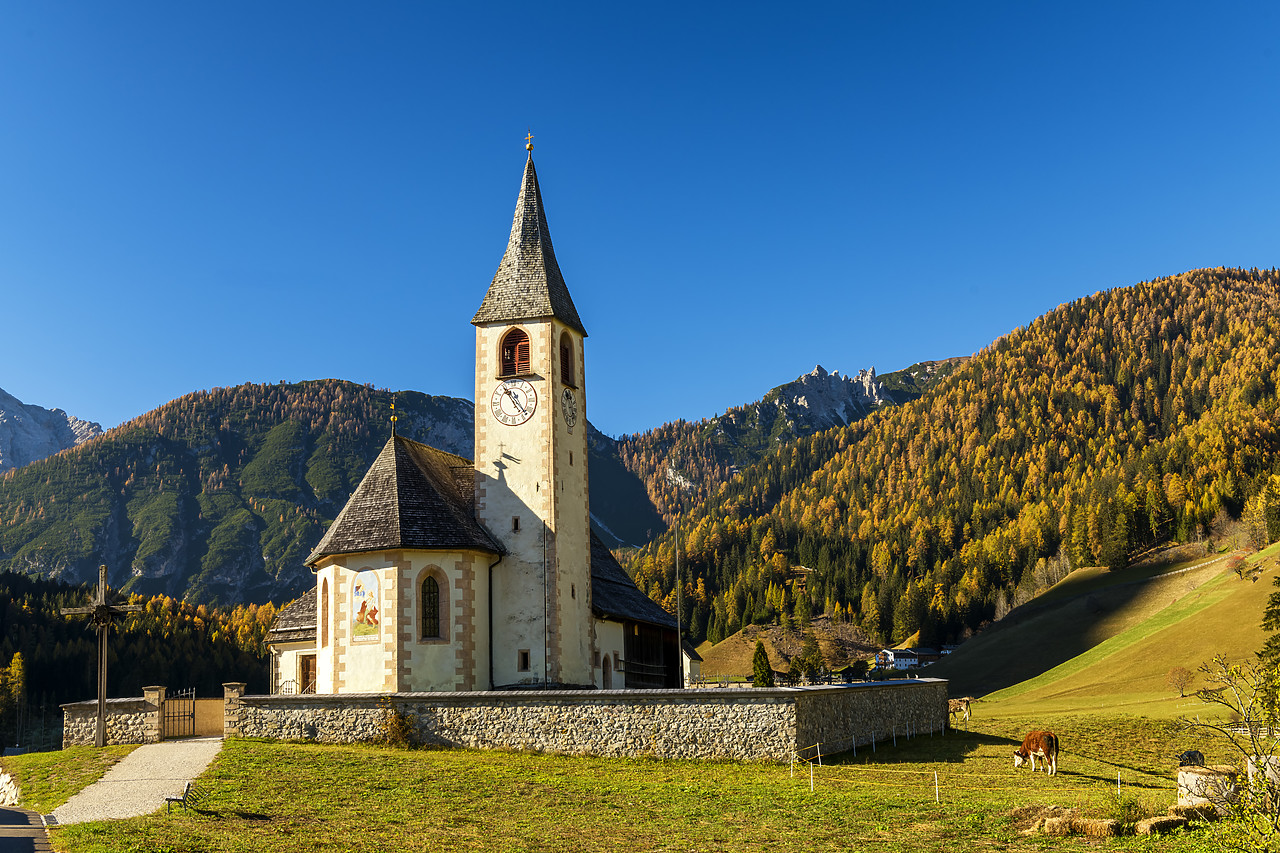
[352, 570, 381, 641]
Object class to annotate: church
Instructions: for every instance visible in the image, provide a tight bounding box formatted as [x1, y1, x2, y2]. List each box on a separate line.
[267, 145, 681, 693]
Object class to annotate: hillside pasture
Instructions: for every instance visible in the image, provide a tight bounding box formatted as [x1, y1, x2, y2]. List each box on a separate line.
[43, 717, 1225, 853]
[926, 551, 1260, 700]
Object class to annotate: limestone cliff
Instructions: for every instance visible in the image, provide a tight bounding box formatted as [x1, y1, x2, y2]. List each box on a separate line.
[0, 386, 103, 473]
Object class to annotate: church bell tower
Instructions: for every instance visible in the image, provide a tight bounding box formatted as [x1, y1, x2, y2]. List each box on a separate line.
[472, 143, 593, 687]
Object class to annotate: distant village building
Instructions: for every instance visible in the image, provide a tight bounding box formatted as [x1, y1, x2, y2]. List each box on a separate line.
[874, 647, 942, 670]
[267, 149, 679, 692]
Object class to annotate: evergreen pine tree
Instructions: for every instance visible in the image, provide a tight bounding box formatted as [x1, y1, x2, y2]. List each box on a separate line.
[752, 640, 774, 687]
[795, 591, 811, 628]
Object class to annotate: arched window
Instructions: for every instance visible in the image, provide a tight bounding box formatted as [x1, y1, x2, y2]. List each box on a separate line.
[500, 329, 530, 376]
[320, 579, 329, 648]
[421, 576, 441, 639]
[559, 331, 575, 386]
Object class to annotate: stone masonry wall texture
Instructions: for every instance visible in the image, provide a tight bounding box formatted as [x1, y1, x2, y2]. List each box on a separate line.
[232, 679, 947, 761]
[62, 698, 153, 747]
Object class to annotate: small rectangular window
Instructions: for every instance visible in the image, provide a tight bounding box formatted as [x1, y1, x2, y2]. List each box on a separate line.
[512, 516, 520, 532]
[518, 649, 531, 672]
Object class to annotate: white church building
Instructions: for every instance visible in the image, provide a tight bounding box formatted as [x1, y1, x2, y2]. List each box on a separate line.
[267, 147, 680, 693]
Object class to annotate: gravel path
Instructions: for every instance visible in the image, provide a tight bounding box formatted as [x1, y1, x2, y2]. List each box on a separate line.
[50, 738, 223, 826]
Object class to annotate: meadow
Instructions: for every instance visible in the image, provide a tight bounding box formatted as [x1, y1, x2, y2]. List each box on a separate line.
[7, 712, 1228, 853]
[8, 544, 1276, 851]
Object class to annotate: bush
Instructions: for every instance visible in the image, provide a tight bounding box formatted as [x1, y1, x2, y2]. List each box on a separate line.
[378, 696, 416, 748]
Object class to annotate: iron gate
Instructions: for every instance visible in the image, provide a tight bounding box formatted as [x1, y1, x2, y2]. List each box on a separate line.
[163, 687, 196, 738]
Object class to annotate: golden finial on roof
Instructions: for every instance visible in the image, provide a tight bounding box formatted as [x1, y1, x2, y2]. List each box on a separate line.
[390, 398, 398, 437]
[525, 129, 534, 152]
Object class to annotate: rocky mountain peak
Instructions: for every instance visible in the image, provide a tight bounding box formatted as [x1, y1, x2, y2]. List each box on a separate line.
[763, 365, 894, 432]
[0, 387, 104, 473]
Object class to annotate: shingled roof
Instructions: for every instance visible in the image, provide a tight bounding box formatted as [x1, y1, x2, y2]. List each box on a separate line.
[305, 435, 502, 565]
[471, 154, 587, 336]
[267, 587, 317, 644]
[590, 532, 677, 630]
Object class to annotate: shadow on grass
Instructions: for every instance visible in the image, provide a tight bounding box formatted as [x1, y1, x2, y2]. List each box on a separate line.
[824, 730, 1016, 765]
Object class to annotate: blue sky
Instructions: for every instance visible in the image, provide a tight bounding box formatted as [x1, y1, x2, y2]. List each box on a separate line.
[2, 3, 1278, 438]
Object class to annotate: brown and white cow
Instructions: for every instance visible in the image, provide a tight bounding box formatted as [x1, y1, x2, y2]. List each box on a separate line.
[1013, 730, 1059, 775]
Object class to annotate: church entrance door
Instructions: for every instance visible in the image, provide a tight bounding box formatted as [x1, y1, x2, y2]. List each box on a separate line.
[299, 655, 317, 694]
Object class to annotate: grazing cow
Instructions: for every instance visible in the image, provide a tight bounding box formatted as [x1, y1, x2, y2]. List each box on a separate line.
[1013, 731, 1059, 776]
[948, 697, 972, 723]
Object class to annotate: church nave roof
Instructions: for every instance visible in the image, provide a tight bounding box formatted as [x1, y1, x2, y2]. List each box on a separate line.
[306, 435, 502, 565]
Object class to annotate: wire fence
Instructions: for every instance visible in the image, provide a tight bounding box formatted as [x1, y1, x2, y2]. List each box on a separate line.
[785, 727, 1180, 800]
[5, 700, 64, 754]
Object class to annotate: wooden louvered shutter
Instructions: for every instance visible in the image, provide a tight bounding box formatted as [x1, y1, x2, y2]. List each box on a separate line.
[501, 330, 530, 376]
[560, 333, 574, 386]
[515, 336, 529, 373]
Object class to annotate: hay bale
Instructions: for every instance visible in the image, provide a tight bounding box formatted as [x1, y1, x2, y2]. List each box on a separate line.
[1042, 817, 1073, 837]
[1014, 805, 1074, 836]
[1042, 817, 1121, 838]
[1074, 818, 1122, 838]
[1168, 803, 1219, 822]
[1136, 815, 1188, 836]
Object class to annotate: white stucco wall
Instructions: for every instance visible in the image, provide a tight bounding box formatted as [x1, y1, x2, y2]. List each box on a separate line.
[311, 549, 492, 694]
[594, 618, 625, 689]
[271, 641, 315, 693]
[475, 319, 594, 687]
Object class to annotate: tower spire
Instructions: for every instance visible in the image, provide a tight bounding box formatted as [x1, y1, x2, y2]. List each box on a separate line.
[471, 147, 586, 335]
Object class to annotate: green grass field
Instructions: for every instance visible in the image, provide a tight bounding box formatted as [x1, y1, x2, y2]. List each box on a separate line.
[0, 745, 136, 814]
[39, 721, 1224, 853]
[929, 544, 1280, 704]
[13, 545, 1280, 851]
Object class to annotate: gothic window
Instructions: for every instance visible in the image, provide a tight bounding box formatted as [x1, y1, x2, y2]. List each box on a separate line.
[559, 331, 575, 386]
[320, 579, 329, 648]
[500, 329, 530, 376]
[421, 576, 441, 640]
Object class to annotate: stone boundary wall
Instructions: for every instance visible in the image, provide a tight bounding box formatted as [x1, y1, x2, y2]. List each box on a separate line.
[61, 697, 155, 747]
[227, 678, 947, 761]
[795, 679, 948, 756]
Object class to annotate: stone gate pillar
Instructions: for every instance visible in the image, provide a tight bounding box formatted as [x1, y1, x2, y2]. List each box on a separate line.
[142, 686, 166, 744]
[224, 682, 246, 738]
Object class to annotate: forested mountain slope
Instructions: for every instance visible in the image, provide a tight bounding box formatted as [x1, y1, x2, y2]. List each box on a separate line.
[0, 568, 273, 741]
[613, 362, 935, 528]
[0, 380, 659, 604]
[622, 268, 1280, 648]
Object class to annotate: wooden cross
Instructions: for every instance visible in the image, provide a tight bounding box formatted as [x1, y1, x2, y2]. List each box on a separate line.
[60, 565, 142, 747]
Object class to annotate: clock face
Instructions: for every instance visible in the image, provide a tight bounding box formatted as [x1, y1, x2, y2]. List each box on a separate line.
[491, 379, 537, 426]
[561, 388, 578, 429]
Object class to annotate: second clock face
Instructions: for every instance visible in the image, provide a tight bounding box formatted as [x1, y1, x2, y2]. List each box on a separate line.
[561, 388, 578, 428]
[491, 379, 537, 426]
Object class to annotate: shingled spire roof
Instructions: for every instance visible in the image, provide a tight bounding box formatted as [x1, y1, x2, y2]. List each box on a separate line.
[471, 154, 587, 335]
[305, 435, 502, 565]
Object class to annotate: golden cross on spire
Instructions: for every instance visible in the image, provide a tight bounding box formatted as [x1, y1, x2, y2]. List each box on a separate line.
[525, 129, 534, 152]
[390, 398, 398, 437]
